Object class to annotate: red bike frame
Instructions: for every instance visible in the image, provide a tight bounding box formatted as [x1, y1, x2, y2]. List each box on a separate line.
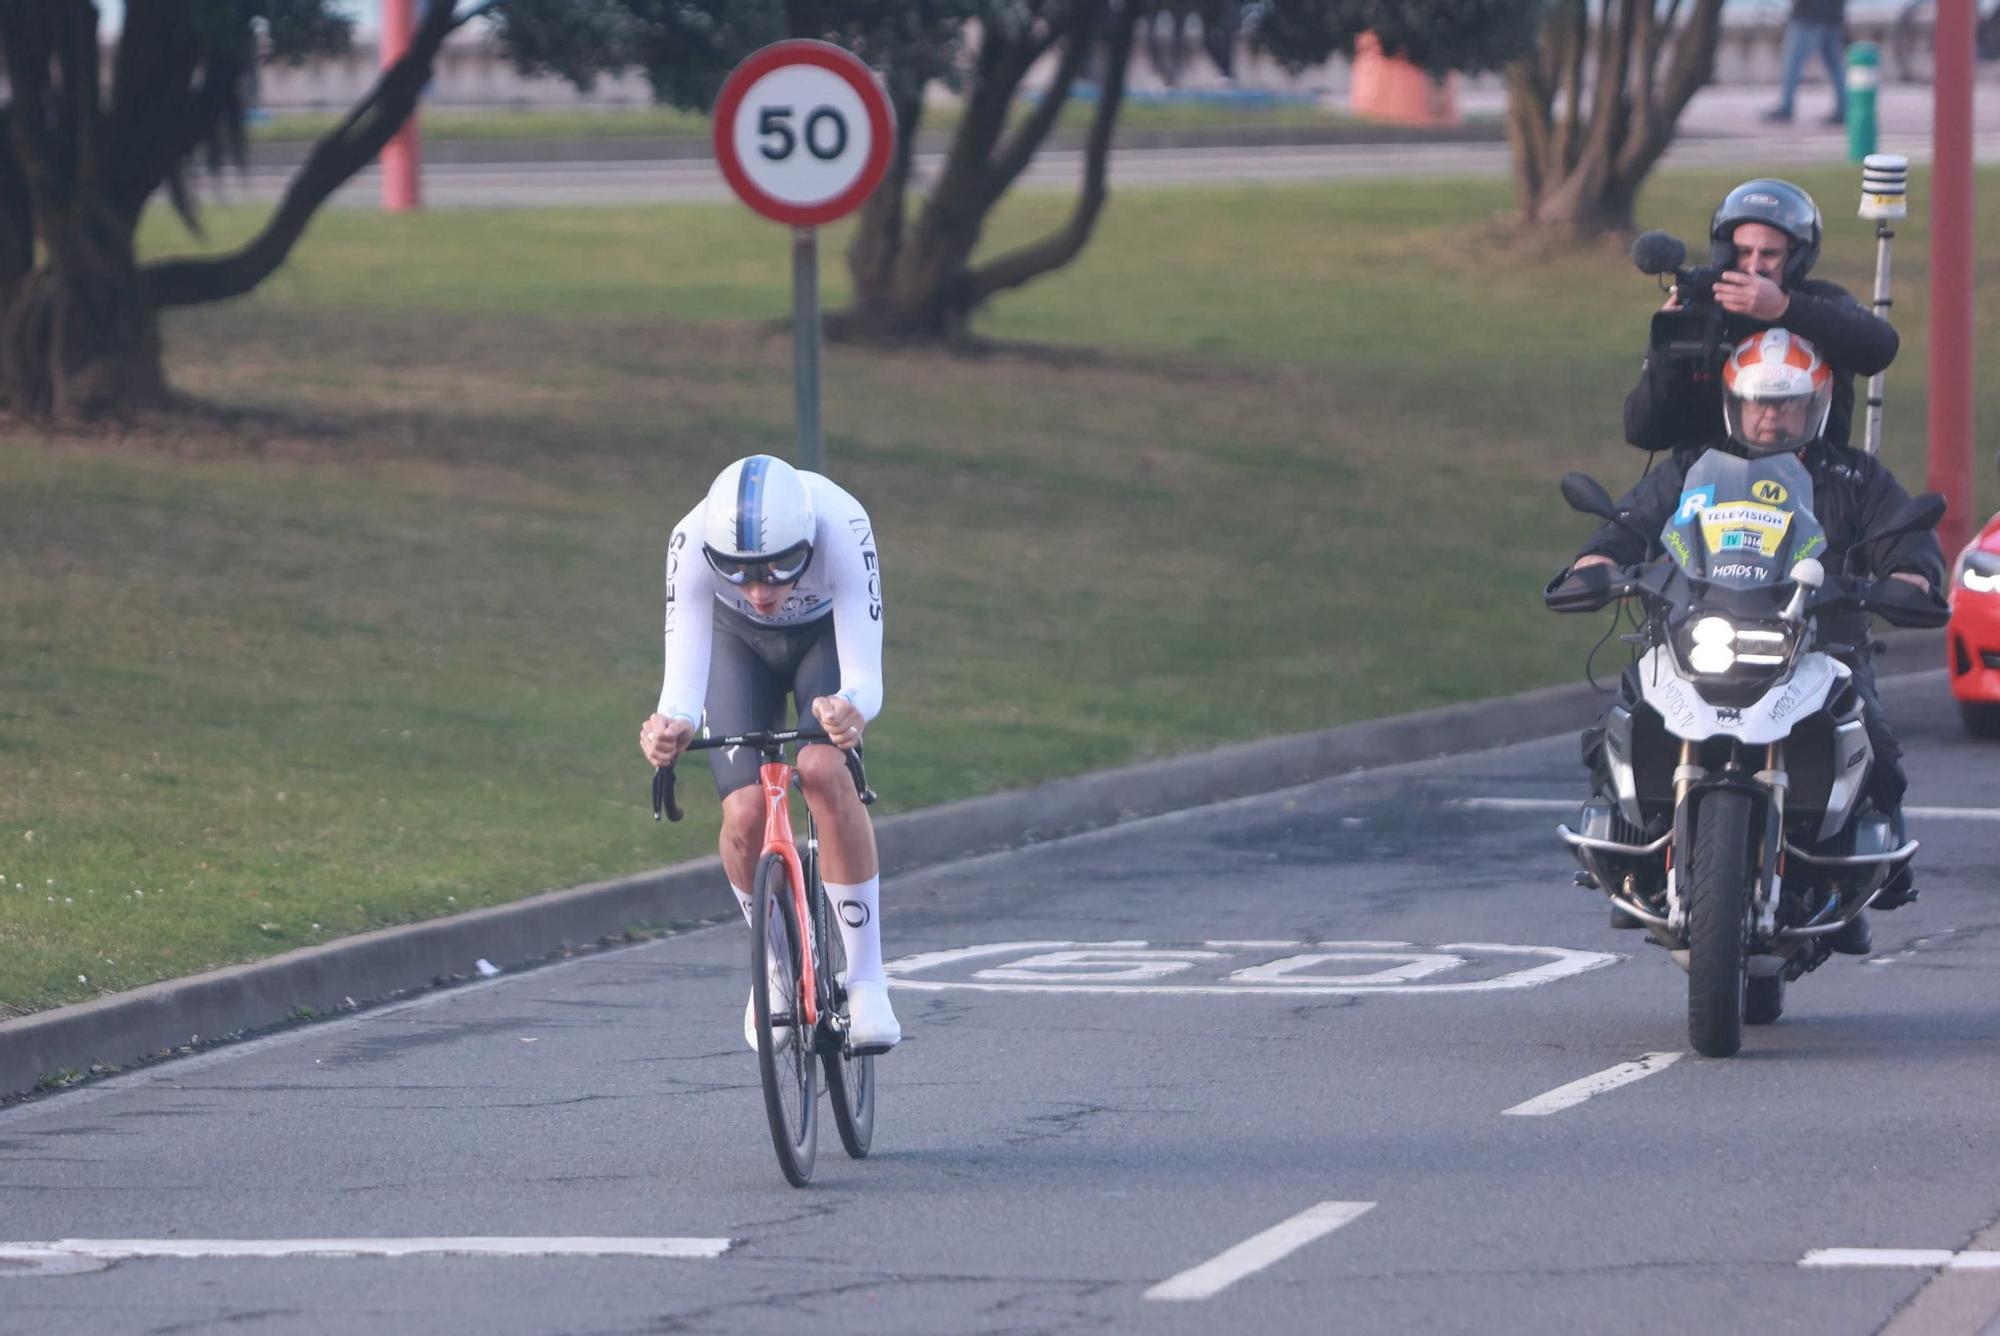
[758, 758, 819, 1031]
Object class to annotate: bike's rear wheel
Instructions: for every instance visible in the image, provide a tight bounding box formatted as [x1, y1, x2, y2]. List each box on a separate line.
[1687, 791, 1754, 1058]
[754, 852, 817, 1186]
[818, 885, 875, 1159]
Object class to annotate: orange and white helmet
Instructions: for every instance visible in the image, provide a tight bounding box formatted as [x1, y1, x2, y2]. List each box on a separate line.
[1721, 328, 1833, 457]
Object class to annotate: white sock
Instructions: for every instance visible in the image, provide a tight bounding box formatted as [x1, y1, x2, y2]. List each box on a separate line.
[729, 883, 754, 928]
[824, 876, 883, 985]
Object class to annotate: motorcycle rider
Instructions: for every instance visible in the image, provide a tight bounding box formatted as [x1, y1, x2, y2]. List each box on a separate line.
[1570, 329, 1945, 951]
[637, 455, 900, 1054]
[1626, 179, 1899, 457]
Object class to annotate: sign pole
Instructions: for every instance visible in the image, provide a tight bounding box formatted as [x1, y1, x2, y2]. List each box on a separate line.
[792, 227, 824, 473]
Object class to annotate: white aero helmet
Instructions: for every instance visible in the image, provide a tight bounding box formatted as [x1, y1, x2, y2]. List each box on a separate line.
[1721, 328, 1833, 457]
[702, 455, 816, 586]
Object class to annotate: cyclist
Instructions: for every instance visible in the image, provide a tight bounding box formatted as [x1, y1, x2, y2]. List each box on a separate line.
[637, 455, 900, 1054]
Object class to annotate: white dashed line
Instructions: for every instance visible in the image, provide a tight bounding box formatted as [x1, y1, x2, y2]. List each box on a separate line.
[1146, 1202, 1376, 1302]
[0, 1237, 734, 1264]
[1800, 1249, 2000, 1270]
[1502, 1052, 1684, 1117]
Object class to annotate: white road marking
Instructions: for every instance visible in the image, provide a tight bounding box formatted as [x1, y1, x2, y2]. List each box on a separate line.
[1453, 797, 2000, 821]
[1228, 952, 1466, 986]
[1145, 1201, 1376, 1302]
[1502, 1052, 1684, 1117]
[885, 941, 1620, 996]
[974, 947, 1226, 983]
[1801, 1249, 2000, 1270]
[0, 1237, 733, 1263]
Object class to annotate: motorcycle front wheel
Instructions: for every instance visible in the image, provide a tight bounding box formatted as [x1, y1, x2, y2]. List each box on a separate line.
[1687, 790, 1754, 1057]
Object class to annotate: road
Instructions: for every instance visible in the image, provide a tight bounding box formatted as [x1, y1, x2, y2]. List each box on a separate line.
[2, 666, 1995, 1334]
[200, 85, 2000, 209]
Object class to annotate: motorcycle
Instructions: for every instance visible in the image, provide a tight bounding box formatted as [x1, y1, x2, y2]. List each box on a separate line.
[1545, 449, 1950, 1057]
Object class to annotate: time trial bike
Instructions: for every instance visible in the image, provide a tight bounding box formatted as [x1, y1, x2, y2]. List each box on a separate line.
[654, 726, 877, 1187]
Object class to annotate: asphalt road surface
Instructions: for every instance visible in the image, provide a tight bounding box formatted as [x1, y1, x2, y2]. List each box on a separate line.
[2, 666, 1995, 1335]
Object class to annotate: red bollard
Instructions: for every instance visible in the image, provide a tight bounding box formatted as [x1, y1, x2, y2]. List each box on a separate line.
[380, 0, 422, 212]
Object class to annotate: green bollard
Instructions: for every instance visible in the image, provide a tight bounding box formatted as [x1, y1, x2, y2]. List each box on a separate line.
[1846, 42, 1879, 162]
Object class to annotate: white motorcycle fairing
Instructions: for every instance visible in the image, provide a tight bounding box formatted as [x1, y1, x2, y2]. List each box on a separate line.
[1636, 646, 1848, 745]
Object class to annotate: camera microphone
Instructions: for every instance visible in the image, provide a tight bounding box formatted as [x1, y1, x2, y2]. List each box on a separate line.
[1630, 230, 1688, 276]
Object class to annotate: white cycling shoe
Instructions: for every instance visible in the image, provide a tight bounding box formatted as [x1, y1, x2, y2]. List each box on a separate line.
[744, 959, 795, 1055]
[843, 979, 901, 1055]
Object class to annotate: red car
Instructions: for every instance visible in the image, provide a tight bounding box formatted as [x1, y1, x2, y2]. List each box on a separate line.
[1948, 508, 2000, 738]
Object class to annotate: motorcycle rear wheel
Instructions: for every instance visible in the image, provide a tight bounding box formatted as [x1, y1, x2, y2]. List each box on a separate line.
[1687, 791, 1754, 1057]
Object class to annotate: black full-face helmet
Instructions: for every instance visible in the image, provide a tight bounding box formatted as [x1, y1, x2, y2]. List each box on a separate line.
[1709, 178, 1823, 286]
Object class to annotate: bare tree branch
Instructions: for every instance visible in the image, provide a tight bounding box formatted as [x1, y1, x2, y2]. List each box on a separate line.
[978, 0, 1108, 212]
[1612, 0, 1722, 186]
[1553, 0, 1586, 176]
[968, 0, 1136, 304]
[3, 6, 68, 234]
[141, 2, 470, 310]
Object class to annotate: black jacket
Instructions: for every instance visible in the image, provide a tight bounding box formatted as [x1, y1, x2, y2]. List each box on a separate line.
[1577, 441, 1946, 652]
[1623, 277, 1899, 455]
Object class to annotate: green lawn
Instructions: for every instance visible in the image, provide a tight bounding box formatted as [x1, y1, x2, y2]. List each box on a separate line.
[1, 164, 1993, 1018]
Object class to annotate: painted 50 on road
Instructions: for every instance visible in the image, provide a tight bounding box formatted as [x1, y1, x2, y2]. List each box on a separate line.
[884, 941, 1620, 996]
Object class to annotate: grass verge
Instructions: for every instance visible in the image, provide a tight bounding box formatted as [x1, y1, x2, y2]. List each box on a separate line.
[1, 163, 1993, 1015]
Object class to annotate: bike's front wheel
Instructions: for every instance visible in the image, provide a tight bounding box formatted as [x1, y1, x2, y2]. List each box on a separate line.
[1687, 791, 1754, 1058]
[754, 852, 817, 1186]
[818, 890, 875, 1159]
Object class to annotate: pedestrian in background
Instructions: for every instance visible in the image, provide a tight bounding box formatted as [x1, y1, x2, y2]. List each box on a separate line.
[1764, 0, 1849, 124]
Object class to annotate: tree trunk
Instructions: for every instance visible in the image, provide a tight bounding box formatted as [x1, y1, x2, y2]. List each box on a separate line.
[1505, 0, 1725, 240]
[0, 222, 165, 420]
[0, 0, 466, 423]
[840, 0, 1136, 344]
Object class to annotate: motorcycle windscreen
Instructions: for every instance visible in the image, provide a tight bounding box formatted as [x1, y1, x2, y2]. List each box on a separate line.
[1661, 450, 1828, 588]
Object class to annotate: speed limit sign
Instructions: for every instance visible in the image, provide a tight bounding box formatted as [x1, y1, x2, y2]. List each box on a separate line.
[712, 40, 894, 227]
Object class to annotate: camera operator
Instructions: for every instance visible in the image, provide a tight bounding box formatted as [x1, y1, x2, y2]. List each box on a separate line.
[1625, 179, 1899, 456]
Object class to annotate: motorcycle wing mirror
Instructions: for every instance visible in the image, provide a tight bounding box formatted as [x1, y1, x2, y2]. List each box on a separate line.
[1560, 472, 1619, 521]
[1781, 556, 1825, 622]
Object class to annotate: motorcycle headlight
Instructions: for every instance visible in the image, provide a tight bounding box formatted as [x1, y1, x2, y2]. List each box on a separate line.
[1678, 616, 1795, 675]
[1687, 617, 1736, 673]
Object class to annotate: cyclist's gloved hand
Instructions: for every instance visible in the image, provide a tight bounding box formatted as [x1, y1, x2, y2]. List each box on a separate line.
[640, 713, 694, 767]
[811, 695, 865, 752]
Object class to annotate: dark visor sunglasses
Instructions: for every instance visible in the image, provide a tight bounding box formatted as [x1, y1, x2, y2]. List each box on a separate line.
[704, 541, 813, 587]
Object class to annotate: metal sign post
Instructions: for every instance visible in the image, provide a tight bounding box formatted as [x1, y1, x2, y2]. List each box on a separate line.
[792, 227, 824, 472]
[712, 41, 895, 475]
